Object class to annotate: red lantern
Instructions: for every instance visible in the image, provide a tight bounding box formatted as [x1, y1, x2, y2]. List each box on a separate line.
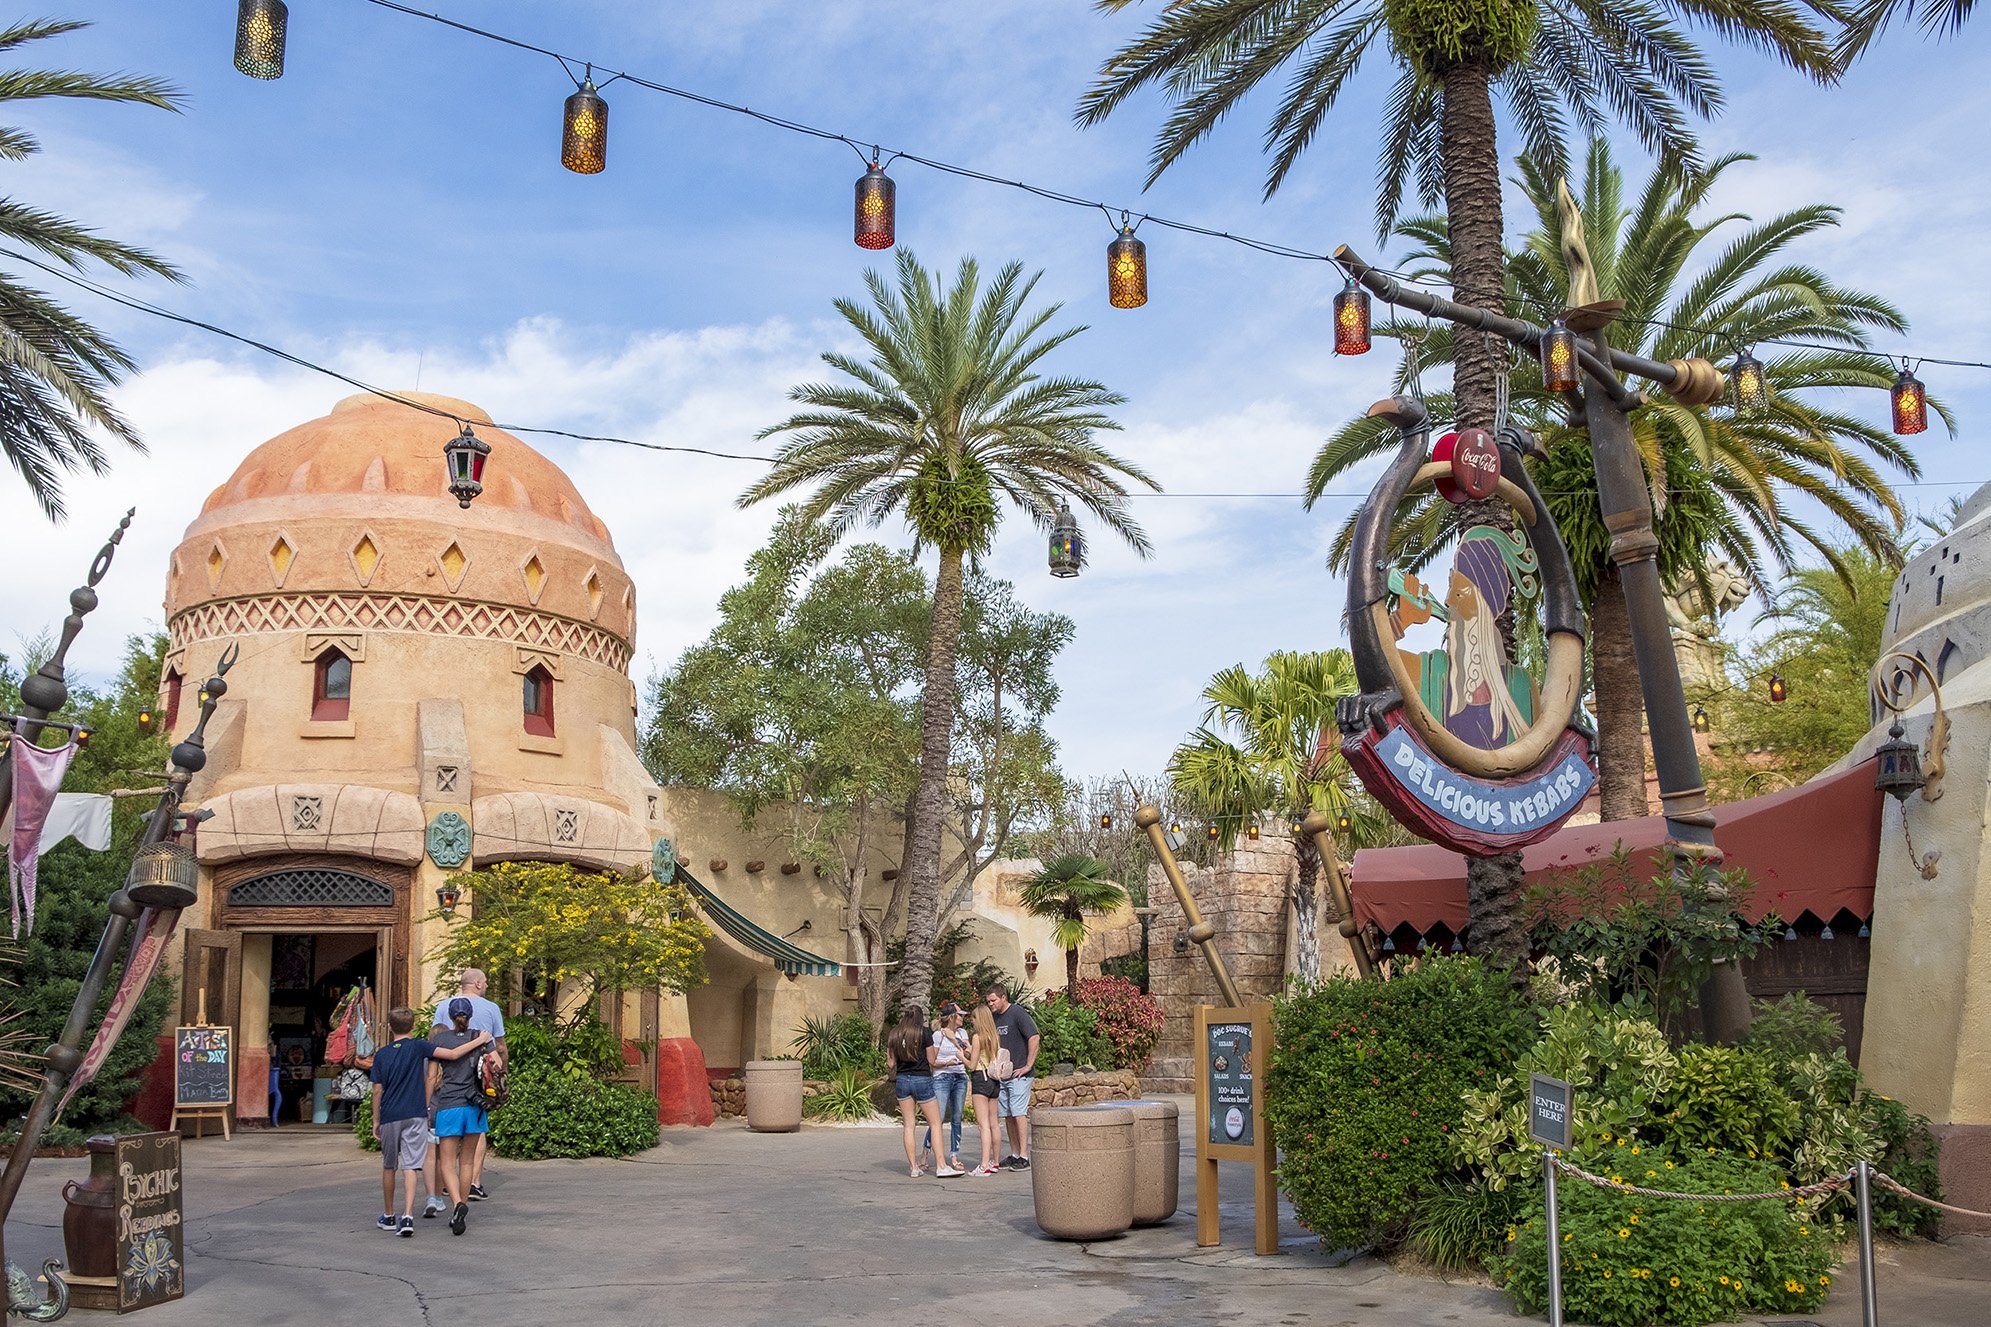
[1891, 365, 1927, 436]
[854, 163, 895, 249]
[1334, 279, 1370, 355]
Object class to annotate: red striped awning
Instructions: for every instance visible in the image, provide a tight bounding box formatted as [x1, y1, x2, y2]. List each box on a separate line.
[1349, 758, 1883, 934]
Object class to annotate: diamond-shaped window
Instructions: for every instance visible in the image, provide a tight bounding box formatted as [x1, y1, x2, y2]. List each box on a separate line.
[268, 535, 295, 586]
[584, 570, 604, 620]
[205, 542, 228, 592]
[437, 541, 469, 593]
[521, 552, 547, 604]
[350, 532, 382, 586]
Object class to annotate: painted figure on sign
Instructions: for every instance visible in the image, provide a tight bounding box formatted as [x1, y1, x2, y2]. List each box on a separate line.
[1389, 526, 1541, 749]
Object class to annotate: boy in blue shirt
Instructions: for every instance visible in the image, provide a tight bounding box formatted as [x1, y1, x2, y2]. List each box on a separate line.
[369, 1006, 490, 1236]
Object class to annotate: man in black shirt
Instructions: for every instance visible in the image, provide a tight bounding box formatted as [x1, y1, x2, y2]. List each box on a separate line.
[983, 985, 1040, 1169]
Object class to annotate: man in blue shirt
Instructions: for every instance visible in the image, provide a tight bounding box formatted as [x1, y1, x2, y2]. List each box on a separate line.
[369, 1006, 489, 1236]
[430, 968, 507, 1202]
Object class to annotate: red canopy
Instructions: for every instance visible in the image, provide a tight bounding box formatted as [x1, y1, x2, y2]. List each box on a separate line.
[1349, 758, 1883, 934]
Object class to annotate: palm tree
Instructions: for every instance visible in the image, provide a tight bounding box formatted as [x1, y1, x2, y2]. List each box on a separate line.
[1020, 854, 1131, 999]
[1080, 0, 1840, 974]
[741, 251, 1158, 1010]
[0, 18, 183, 520]
[1838, 0, 1975, 62]
[1169, 649, 1379, 979]
[1306, 141, 1926, 821]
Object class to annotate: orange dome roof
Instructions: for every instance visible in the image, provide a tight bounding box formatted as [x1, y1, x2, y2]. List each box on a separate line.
[199, 392, 612, 543]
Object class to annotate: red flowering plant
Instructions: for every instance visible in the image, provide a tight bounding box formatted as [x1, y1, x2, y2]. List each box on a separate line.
[1266, 956, 1537, 1253]
[1046, 975, 1165, 1071]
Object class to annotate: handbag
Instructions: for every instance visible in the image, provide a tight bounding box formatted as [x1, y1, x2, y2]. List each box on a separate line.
[350, 987, 377, 1061]
[333, 1067, 369, 1101]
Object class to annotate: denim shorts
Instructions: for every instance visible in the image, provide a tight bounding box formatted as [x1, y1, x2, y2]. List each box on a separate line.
[996, 1075, 1033, 1117]
[896, 1072, 937, 1103]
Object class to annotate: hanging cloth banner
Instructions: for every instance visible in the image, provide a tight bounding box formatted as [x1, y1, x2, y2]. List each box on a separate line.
[7, 733, 79, 936]
[56, 905, 180, 1119]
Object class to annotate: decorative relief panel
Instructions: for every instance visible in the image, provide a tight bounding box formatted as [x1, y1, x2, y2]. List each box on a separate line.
[168, 592, 631, 671]
[290, 795, 323, 832]
[553, 808, 579, 843]
[426, 811, 472, 868]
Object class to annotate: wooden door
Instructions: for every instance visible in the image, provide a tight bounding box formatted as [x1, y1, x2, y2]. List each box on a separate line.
[180, 930, 241, 1032]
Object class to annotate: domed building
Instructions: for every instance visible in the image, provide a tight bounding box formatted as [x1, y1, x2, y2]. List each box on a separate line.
[158, 392, 711, 1125]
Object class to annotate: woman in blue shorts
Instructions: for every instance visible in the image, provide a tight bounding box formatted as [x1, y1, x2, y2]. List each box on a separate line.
[430, 997, 489, 1234]
[888, 1006, 942, 1178]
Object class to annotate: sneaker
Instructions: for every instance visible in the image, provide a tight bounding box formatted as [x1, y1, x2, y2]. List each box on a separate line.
[449, 1203, 468, 1236]
[1012, 1156, 1031, 1171]
[971, 1163, 998, 1177]
[423, 1196, 445, 1218]
[376, 1214, 396, 1233]
[935, 1165, 965, 1178]
[397, 1216, 414, 1238]
[466, 1184, 488, 1202]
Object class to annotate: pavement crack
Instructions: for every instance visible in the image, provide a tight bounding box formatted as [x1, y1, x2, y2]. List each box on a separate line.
[198, 1248, 433, 1325]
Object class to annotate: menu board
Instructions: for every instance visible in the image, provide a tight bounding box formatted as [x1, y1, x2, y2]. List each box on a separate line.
[174, 1025, 232, 1107]
[1206, 1021, 1254, 1147]
[115, 1132, 185, 1311]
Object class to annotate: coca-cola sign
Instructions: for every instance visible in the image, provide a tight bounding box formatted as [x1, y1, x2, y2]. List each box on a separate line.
[1435, 428, 1500, 503]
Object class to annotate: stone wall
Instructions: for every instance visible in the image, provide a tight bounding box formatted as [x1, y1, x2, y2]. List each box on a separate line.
[1028, 1069, 1142, 1108]
[709, 1072, 837, 1119]
[1142, 828, 1296, 1094]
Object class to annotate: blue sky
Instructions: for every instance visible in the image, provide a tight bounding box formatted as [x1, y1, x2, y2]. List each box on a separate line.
[4, 2, 1988, 780]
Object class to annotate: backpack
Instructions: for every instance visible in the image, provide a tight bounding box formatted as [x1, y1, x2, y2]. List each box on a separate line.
[988, 1046, 1013, 1082]
[474, 1047, 509, 1109]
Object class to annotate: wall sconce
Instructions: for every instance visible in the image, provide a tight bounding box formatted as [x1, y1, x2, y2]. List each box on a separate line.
[1024, 948, 1039, 976]
[1100, 812, 1113, 829]
[1692, 705, 1710, 734]
[436, 885, 461, 915]
[1172, 931, 1189, 956]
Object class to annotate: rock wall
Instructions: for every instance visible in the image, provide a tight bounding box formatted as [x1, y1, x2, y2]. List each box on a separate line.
[1028, 1069, 1142, 1108]
[1142, 828, 1296, 1095]
[709, 1072, 838, 1119]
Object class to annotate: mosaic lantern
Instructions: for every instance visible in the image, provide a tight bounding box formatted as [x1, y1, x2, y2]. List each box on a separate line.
[1731, 347, 1769, 416]
[1874, 719, 1926, 802]
[562, 80, 609, 174]
[1333, 278, 1370, 355]
[1891, 365, 1928, 436]
[1107, 229, 1147, 309]
[1048, 501, 1083, 578]
[854, 163, 895, 249]
[126, 842, 199, 911]
[1540, 320, 1580, 393]
[234, 0, 287, 80]
[444, 424, 491, 508]
[436, 885, 462, 915]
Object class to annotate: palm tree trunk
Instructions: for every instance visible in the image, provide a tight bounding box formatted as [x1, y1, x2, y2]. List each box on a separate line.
[1442, 59, 1531, 979]
[1066, 939, 1080, 1001]
[901, 543, 968, 1013]
[1592, 564, 1650, 820]
[1292, 829, 1321, 983]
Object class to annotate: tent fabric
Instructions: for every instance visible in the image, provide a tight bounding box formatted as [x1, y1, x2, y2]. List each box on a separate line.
[678, 867, 842, 977]
[1349, 758, 1884, 935]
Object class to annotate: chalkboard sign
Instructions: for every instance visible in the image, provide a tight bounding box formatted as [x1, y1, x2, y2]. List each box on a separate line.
[1205, 1020, 1254, 1147]
[115, 1132, 184, 1311]
[174, 1025, 232, 1107]
[1529, 1071, 1573, 1149]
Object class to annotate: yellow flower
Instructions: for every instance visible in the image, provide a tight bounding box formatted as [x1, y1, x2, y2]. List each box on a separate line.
[1604, 1271, 1612, 1278]
[1617, 1138, 1626, 1146]
[1670, 1277, 1681, 1287]
[1665, 1161, 1674, 1169]
[1799, 1227, 1809, 1235]
[1647, 1170, 1656, 1177]
[1618, 1228, 1630, 1238]
[1787, 1280, 1802, 1293]
[1631, 1147, 1640, 1155]
[1820, 1276, 1831, 1286]
[1720, 1276, 1729, 1285]
[1781, 1181, 1791, 1190]
[1630, 1215, 1639, 1224]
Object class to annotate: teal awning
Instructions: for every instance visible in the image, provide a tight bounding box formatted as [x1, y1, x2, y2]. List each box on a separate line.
[678, 868, 841, 977]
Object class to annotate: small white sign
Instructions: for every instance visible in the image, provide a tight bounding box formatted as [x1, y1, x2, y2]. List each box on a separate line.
[1224, 1107, 1244, 1139]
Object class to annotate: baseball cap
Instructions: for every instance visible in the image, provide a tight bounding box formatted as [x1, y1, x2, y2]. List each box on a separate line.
[939, 1002, 964, 1018]
[447, 997, 473, 1021]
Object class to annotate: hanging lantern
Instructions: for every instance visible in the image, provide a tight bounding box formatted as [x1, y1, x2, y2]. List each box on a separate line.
[1769, 672, 1788, 704]
[1048, 500, 1083, 578]
[1450, 934, 1464, 953]
[1107, 228, 1147, 309]
[1333, 278, 1371, 355]
[562, 79, 609, 174]
[125, 842, 200, 911]
[1874, 719, 1926, 801]
[854, 162, 895, 250]
[1732, 346, 1769, 416]
[1100, 812, 1113, 830]
[1784, 924, 1798, 942]
[1382, 934, 1396, 953]
[1246, 822, 1260, 841]
[443, 424, 491, 508]
[1207, 824, 1220, 841]
[1692, 705, 1710, 734]
[1891, 364, 1928, 436]
[1336, 810, 1352, 836]
[1540, 320, 1580, 393]
[1024, 948, 1039, 975]
[1858, 920, 1871, 938]
[234, 0, 287, 79]
[436, 885, 462, 916]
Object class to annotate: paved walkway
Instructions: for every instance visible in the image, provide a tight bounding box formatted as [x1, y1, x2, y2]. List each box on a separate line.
[5, 1107, 1984, 1325]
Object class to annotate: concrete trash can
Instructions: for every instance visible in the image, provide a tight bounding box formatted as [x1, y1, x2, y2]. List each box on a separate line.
[1127, 1099, 1180, 1225]
[1030, 1103, 1136, 1240]
[744, 1060, 804, 1132]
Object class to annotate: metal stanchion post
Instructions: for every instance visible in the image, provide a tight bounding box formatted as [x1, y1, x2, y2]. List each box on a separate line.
[1856, 1160, 1879, 1327]
[1544, 1150, 1563, 1327]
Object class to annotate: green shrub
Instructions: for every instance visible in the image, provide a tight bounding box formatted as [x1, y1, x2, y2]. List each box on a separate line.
[1031, 997, 1114, 1070]
[802, 1066, 880, 1121]
[1776, 1048, 1942, 1236]
[507, 1012, 627, 1080]
[487, 1061, 660, 1159]
[1267, 955, 1537, 1252]
[791, 1012, 885, 1080]
[1408, 1177, 1524, 1272]
[1494, 1145, 1835, 1327]
[352, 1095, 380, 1153]
[1049, 977, 1163, 1070]
[1744, 992, 1842, 1062]
[1652, 1045, 1801, 1159]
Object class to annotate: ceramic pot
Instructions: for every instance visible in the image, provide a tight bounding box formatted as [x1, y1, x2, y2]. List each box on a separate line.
[61, 1135, 119, 1278]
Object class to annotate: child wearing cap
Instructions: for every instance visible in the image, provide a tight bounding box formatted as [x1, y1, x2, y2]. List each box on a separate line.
[368, 1006, 490, 1237]
[923, 1003, 971, 1177]
[430, 997, 493, 1235]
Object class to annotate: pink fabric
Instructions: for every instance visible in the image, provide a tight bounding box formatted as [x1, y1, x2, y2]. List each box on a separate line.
[57, 906, 179, 1119]
[7, 733, 77, 936]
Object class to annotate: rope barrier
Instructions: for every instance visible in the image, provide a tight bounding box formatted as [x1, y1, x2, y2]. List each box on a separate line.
[1552, 1156, 1849, 1204]
[1870, 1169, 1991, 1220]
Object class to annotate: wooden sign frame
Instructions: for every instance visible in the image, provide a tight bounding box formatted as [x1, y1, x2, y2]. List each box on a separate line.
[170, 1016, 233, 1141]
[1193, 1003, 1278, 1254]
